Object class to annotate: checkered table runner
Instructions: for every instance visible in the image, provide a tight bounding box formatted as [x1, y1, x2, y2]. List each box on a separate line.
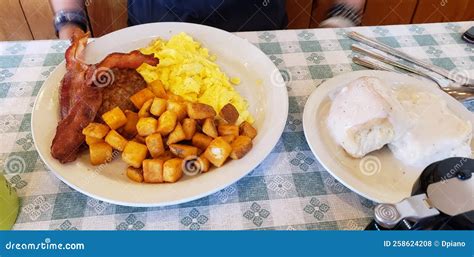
[1, 21, 473, 230]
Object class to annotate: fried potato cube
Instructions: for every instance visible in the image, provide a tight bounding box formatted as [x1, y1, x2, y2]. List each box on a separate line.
[130, 88, 155, 109]
[169, 144, 199, 158]
[167, 100, 187, 121]
[199, 154, 211, 173]
[148, 80, 167, 98]
[122, 110, 139, 138]
[85, 135, 103, 145]
[186, 102, 216, 120]
[163, 158, 183, 183]
[82, 122, 110, 139]
[145, 133, 165, 158]
[89, 142, 113, 165]
[143, 159, 164, 183]
[202, 118, 218, 138]
[167, 123, 186, 145]
[192, 132, 213, 150]
[102, 107, 127, 130]
[221, 135, 235, 144]
[214, 117, 228, 127]
[104, 130, 128, 151]
[182, 118, 197, 140]
[157, 150, 174, 162]
[203, 137, 232, 167]
[126, 167, 144, 183]
[136, 117, 157, 137]
[218, 124, 239, 137]
[230, 136, 253, 160]
[157, 110, 177, 135]
[166, 93, 184, 102]
[150, 98, 167, 117]
[219, 103, 239, 124]
[138, 98, 153, 118]
[239, 121, 257, 139]
[122, 141, 148, 168]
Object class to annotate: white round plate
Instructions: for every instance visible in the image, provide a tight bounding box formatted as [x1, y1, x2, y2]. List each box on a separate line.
[303, 70, 474, 204]
[32, 23, 288, 207]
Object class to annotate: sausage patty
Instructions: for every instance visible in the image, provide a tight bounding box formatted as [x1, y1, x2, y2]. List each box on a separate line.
[98, 68, 147, 117]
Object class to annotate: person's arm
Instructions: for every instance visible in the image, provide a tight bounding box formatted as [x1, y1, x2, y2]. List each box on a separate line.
[320, 0, 366, 28]
[50, 0, 88, 39]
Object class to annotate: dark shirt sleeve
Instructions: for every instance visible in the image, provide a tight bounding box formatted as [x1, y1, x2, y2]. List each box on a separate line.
[128, 0, 287, 31]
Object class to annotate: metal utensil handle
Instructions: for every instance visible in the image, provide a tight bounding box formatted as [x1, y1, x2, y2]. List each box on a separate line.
[352, 56, 396, 72]
[443, 88, 474, 101]
[351, 44, 439, 83]
[348, 31, 453, 81]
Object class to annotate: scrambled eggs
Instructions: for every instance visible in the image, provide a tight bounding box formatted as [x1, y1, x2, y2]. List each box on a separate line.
[137, 32, 253, 123]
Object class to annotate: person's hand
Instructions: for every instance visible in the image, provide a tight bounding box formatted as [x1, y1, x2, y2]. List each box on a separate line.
[319, 0, 365, 28]
[58, 23, 85, 40]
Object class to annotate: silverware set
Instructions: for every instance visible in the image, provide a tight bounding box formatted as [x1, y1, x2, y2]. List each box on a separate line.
[348, 31, 474, 102]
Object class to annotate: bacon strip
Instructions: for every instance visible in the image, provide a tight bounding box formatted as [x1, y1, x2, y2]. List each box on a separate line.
[59, 33, 89, 119]
[51, 86, 102, 163]
[51, 35, 158, 163]
[84, 50, 158, 88]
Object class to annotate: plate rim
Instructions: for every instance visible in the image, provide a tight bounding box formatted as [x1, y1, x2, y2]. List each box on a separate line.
[32, 22, 288, 207]
[302, 70, 474, 203]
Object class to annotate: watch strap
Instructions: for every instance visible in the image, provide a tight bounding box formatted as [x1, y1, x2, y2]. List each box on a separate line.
[54, 10, 88, 37]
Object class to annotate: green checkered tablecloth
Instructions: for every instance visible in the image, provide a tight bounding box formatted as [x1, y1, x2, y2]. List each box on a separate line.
[1, 22, 473, 230]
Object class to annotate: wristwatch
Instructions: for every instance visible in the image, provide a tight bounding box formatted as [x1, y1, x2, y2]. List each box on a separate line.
[54, 10, 88, 37]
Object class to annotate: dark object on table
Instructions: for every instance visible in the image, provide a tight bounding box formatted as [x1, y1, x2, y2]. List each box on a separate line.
[462, 26, 474, 44]
[366, 157, 474, 230]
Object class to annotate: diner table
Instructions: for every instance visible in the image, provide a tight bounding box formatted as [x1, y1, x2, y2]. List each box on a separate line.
[1, 21, 473, 230]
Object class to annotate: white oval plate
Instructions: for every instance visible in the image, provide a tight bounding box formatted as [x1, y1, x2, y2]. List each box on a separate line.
[303, 70, 474, 204]
[32, 23, 288, 207]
